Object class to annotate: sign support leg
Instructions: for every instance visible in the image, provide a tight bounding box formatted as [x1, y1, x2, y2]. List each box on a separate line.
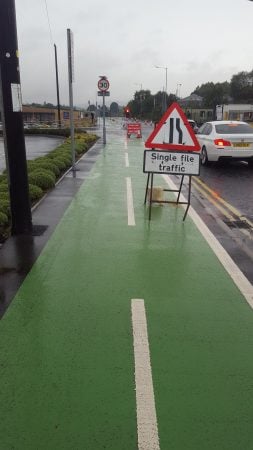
[149, 173, 154, 221]
[176, 175, 184, 203]
[144, 173, 150, 204]
[182, 175, 192, 221]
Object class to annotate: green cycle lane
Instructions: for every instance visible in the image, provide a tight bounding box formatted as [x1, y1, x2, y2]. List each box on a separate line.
[1, 128, 253, 449]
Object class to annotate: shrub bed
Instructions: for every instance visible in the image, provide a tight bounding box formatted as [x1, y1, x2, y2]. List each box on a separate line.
[0, 131, 98, 242]
[28, 169, 56, 190]
[0, 211, 8, 226]
[0, 200, 10, 217]
[29, 184, 43, 201]
[33, 159, 61, 176]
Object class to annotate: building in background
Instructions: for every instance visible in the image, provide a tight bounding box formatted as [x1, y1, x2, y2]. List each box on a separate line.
[0, 105, 95, 127]
[216, 104, 253, 122]
[22, 105, 95, 127]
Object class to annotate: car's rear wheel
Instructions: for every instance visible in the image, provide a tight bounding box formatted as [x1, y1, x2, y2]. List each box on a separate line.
[201, 147, 209, 166]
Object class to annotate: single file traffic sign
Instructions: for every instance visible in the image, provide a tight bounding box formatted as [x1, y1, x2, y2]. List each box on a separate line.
[145, 102, 201, 152]
[143, 150, 200, 175]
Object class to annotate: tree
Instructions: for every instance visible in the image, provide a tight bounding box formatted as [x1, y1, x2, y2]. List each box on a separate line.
[43, 101, 55, 108]
[193, 82, 230, 108]
[128, 90, 153, 119]
[87, 104, 97, 112]
[127, 90, 177, 122]
[110, 102, 119, 116]
[230, 70, 253, 103]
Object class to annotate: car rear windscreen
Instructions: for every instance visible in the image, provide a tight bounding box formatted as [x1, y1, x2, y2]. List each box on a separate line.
[215, 123, 253, 134]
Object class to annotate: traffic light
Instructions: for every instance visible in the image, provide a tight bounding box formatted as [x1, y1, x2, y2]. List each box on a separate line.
[124, 107, 131, 118]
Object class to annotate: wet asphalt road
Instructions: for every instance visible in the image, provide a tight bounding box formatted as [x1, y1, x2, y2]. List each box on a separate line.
[199, 161, 253, 216]
[192, 160, 253, 284]
[0, 135, 64, 173]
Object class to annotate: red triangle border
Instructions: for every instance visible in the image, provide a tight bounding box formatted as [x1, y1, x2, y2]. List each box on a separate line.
[145, 102, 201, 152]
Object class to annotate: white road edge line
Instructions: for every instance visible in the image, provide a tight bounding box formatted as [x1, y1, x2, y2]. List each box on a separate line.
[126, 177, 136, 226]
[131, 299, 160, 450]
[125, 152, 129, 168]
[162, 174, 253, 308]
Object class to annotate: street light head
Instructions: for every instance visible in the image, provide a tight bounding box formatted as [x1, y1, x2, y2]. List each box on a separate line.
[154, 65, 168, 70]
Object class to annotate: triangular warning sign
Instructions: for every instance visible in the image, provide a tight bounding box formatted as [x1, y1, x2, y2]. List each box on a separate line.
[145, 102, 200, 152]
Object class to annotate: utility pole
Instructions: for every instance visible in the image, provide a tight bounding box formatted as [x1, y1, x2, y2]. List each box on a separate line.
[0, 0, 32, 235]
[54, 43, 61, 128]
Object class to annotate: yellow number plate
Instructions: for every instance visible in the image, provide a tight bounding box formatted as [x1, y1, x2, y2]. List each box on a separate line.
[233, 142, 250, 147]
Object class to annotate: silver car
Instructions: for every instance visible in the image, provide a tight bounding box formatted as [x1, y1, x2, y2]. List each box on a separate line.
[197, 120, 253, 166]
[188, 119, 199, 133]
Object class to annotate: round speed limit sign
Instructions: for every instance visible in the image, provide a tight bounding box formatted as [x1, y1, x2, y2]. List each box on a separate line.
[98, 78, 110, 92]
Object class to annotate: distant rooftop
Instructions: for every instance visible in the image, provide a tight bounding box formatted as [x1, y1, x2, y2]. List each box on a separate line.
[180, 94, 203, 104]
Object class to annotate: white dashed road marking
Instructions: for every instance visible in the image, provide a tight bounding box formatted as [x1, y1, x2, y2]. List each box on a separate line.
[126, 177, 135, 226]
[131, 299, 160, 450]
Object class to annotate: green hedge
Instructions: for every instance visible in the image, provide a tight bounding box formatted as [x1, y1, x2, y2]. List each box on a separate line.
[0, 131, 98, 241]
[29, 184, 43, 201]
[22, 127, 88, 137]
[32, 159, 61, 176]
[0, 211, 9, 226]
[48, 157, 67, 171]
[0, 199, 10, 217]
[0, 182, 8, 192]
[0, 192, 10, 202]
[28, 169, 56, 190]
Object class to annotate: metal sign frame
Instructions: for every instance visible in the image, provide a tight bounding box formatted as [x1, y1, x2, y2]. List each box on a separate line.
[144, 172, 192, 221]
[143, 150, 200, 221]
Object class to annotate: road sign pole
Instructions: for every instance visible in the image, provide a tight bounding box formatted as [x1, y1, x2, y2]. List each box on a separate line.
[102, 91, 106, 145]
[67, 28, 76, 177]
[97, 76, 109, 145]
[0, 0, 32, 235]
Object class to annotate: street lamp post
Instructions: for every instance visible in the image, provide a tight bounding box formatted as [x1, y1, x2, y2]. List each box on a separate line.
[154, 65, 168, 113]
[176, 83, 182, 98]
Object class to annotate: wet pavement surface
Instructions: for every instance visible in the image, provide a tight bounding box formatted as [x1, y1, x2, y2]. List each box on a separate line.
[1, 122, 253, 449]
[1, 121, 253, 318]
[0, 133, 102, 318]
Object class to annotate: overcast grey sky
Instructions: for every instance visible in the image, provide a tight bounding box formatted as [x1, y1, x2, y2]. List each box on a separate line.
[15, 0, 253, 108]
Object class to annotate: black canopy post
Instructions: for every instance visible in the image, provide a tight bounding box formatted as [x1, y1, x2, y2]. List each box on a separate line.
[0, 0, 32, 235]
